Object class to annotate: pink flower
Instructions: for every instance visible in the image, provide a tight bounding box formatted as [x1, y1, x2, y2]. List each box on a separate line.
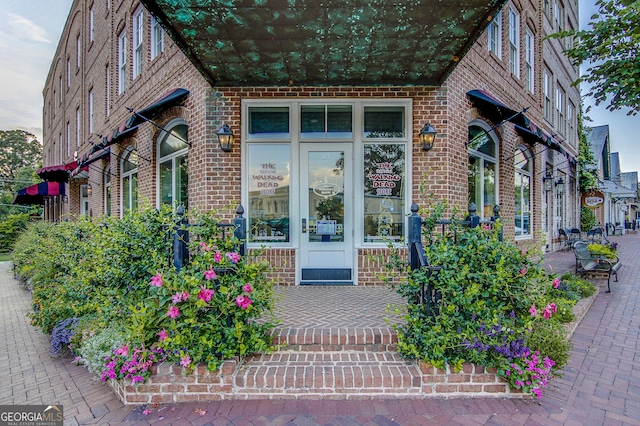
[227, 252, 241, 264]
[115, 344, 129, 356]
[520, 267, 527, 275]
[235, 295, 252, 309]
[532, 388, 542, 398]
[180, 355, 191, 367]
[149, 273, 162, 287]
[158, 329, 168, 341]
[529, 304, 538, 317]
[199, 241, 211, 251]
[131, 375, 144, 385]
[214, 251, 223, 263]
[548, 303, 557, 313]
[182, 291, 189, 301]
[553, 278, 560, 289]
[172, 292, 183, 303]
[143, 409, 152, 415]
[205, 267, 217, 281]
[167, 306, 180, 319]
[243, 283, 252, 293]
[198, 286, 214, 302]
[542, 308, 552, 320]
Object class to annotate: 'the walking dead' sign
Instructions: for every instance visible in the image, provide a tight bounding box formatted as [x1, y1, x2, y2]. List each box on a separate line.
[581, 190, 605, 209]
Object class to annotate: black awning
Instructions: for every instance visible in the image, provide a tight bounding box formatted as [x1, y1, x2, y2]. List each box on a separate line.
[515, 125, 563, 154]
[466, 89, 527, 125]
[13, 181, 65, 205]
[126, 88, 189, 128]
[72, 147, 111, 177]
[89, 125, 138, 156]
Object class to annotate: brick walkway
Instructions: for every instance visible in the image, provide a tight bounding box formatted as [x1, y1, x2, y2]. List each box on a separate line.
[1, 233, 639, 425]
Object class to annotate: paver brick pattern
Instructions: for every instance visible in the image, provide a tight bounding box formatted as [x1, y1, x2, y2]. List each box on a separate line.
[1, 233, 639, 424]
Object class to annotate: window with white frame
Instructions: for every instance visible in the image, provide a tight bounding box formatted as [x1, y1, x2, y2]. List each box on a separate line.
[104, 166, 111, 216]
[514, 147, 532, 238]
[77, 34, 81, 68]
[105, 65, 110, 116]
[133, 7, 143, 79]
[66, 122, 70, 157]
[468, 122, 498, 220]
[544, 0, 551, 19]
[58, 134, 63, 163]
[121, 147, 138, 215]
[553, 0, 560, 29]
[76, 107, 80, 147]
[88, 89, 94, 134]
[118, 31, 127, 94]
[59, 76, 62, 102]
[556, 86, 565, 135]
[568, 102, 575, 146]
[525, 28, 534, 93]
[89, 5, 94, 42]
[158, 121, 188, 209]
[80, 185, 89, 217]
[487, 11, 502, 58]
[557, 1, 565, 31]
[67, 59, 70, 87]
[151, 16, 164, 59]
[543, 70, 552, 121]
[509, 7, 520, 78]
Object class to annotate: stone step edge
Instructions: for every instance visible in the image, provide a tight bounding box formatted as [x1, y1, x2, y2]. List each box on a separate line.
[271, 326, 397, 350]
[110, 355, 525, 404]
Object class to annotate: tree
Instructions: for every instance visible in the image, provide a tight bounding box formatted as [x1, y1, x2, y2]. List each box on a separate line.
[551, 0, 640, 115]
[577, 113, 600, 193]
[0, 130, 42, 181]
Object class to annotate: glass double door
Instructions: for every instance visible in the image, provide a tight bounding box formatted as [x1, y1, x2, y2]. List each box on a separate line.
[299, 144, 353, 284]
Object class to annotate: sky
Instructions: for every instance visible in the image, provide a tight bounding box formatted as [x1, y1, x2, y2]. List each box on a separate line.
[0, 0, 638, 173]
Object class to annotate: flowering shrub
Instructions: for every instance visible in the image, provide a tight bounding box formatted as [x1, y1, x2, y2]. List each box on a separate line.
[383, 200, 581, 398]
[100, 344, 166, 384]
[50, 317, 78, 354]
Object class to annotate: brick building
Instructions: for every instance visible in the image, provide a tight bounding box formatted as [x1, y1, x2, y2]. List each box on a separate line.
[40, 0, 579, 285]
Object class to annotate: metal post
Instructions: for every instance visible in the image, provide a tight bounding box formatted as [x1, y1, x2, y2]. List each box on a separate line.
[234, 205, 247, 257]
[467, 202, 479, 228]
[492, 204, 502, 241]
[408, 203, 422, 271]
[173, 205, 189, 271]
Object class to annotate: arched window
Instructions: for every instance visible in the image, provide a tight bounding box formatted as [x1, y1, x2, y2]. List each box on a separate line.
[157, 120, 188, 208]
[468, 122, 499, 219]
[514, 146, 532, 238]
[121, 147, 138, 215]
[104, 166, 112, 216]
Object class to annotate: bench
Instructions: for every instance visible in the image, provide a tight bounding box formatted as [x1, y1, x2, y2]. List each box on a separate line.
[573, 241, 621, 292]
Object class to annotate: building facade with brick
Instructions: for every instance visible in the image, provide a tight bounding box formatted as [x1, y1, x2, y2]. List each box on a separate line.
[41, 0, 580, 285]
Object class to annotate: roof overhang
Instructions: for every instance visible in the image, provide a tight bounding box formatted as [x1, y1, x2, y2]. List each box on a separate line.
[140, 0, 507, 86]
[13, 181, 65, 205]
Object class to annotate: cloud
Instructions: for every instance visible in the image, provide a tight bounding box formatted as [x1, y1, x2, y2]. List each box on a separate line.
[6, 13, 51, 44]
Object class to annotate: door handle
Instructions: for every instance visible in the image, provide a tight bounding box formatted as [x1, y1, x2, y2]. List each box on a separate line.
[302, 218, 307, 233]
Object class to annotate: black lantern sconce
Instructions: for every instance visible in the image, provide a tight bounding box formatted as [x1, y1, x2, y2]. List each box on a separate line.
[542, 172, 554, 192]
[216, 124, 234, 152]
[418, 123, 438, 151]
[555, 177, 565, 194]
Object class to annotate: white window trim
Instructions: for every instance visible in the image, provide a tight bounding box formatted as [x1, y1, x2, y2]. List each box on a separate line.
[66, 122, 71, 157]
[77, 35, 81, 68]
[88, 89, 94, 134]
[121, 146, 138, 217]
[156, 118, 189, 209]
[89, 6, 94, 42]
[104, 166, 111, 216]
[118, 31, 127, 94]
[525, 28, 534, 93]
[543, 71, 552, 121]
[467, 119, 500, 221]
[76, 107, 80, 147]
[514, 146, 533, 240]
[151, 16, 164, 59]
[509, 7, 520, 78]
[133, 7, 143, 79]
[67, 59, 71, 87]
[487, 11, 502, 58]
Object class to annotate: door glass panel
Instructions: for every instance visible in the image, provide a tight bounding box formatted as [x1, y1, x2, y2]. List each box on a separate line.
[363, 144, 405, 242]
[308, 151, 344, 242]
[301, 105, 352, 139]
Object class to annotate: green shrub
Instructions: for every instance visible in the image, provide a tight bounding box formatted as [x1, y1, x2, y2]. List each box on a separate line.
[560, 273, 598, 298]
[0, 211, 33, 253]
[526, 320, 571, 371]
[77, 326, 128, 376]
[580, 207, 596, 233]
[587, 243, 617, 259]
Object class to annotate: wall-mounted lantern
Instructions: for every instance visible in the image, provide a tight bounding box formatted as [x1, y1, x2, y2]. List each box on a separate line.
[418, 123, 438, 151]
[216, 124, 234, 152]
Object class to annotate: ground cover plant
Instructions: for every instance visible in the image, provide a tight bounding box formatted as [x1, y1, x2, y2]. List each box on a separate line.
[383, 201, 595, 398]
[12, 206, 277, 384]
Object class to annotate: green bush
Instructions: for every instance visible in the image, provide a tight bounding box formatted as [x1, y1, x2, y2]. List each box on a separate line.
[580, 207, 596, 232]
[77, 326, 128, 376]
[0, 211, 33, 253]
[587, 243, 617, 259]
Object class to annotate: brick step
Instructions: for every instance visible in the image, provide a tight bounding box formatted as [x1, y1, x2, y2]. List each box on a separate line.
[271, 326, 397, 352]
[233, 351, 422, 398]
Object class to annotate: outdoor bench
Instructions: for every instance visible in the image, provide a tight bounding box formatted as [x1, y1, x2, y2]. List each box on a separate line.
[573, 241, 621, 292]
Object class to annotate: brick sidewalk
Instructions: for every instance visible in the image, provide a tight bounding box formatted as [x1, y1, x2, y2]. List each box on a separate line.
[1, 233, 639, 425]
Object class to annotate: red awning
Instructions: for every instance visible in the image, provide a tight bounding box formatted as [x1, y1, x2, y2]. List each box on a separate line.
[36, 161, 78, 183]
[13, 181, 66, 205]
[71, 148, 110, 177]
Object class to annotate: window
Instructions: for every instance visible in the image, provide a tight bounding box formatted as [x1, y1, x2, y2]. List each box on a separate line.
[300, 105, 352, 139]
[363, 144, 406, 242]
[89, 5, 94, 42]
[509, 7, 520, 78]
[247, 144, 291, 243]
[76, 107, 80, 147]
[514, 147, 532, 238]
[544, 0, 551, 19]
[157, 121, 188, 208]
[151, 16, 164, 59]
[133, 8, 143, 79]
[59, 76, 62, 103]
[88, 89, 94, 134]
[58, 134, 63, 163]
[66, 122, 70, 157]
[105, 65, 110, 116]
[121, 147, 138, 215]
[118, 31, 127, 94]
[364, 106, 405, 138]
[104, 166, 111, 216]
[468, 123, 498, 220]
[525, 28, 534, 93]
[80, 185, 89, 217]
[248, 106, 290, 139]
[487, 10, 502, 57]
[67, 59, 70, 87]
[555, 1, 565, 31]
[568, 102, 575, 146]
[77, 35, 81, 68]
[543, 70, 552, 121]
[556, 86, 565, 135]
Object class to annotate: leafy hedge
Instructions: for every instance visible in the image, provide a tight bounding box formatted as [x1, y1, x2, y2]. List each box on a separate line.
[12, 206, 277, 383]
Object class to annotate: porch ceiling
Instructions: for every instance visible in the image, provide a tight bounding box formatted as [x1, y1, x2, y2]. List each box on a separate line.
[140, 0, 507, 87]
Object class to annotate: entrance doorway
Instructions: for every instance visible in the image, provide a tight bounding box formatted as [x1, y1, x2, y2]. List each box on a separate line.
[299, 143, 353, 284]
